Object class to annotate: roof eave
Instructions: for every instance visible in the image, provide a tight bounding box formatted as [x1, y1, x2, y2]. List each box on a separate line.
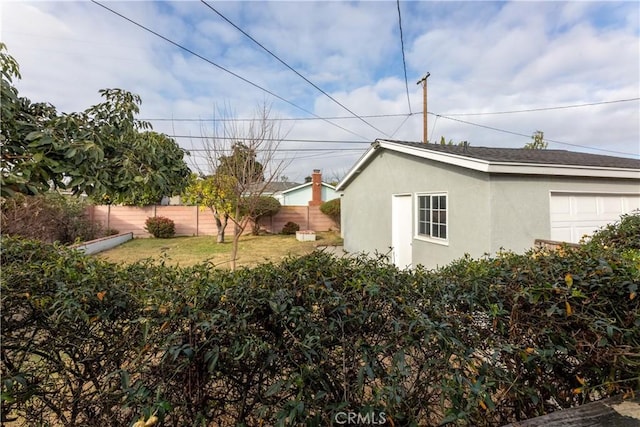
[374, 140, 640, 179]
[337, 140, 640, 190]
[487, 163, 640, 179]
[335, 141, 380, 191]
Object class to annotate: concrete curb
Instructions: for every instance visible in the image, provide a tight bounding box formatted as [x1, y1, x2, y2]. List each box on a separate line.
[70, 232, 133, 255]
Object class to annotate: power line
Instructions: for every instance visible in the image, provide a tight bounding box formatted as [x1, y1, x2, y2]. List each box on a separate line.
[141, 112, 416, 122]
[396, 0, 412, 114]
[199, 0, 392, 138]
[90, 0, 371, 141]
[445, 98, 640, 116]
[140, 97, 639, 122]
[433, 113, 640, 157]
[168, 135, 371, 144]
[390, 114, 412, 138]
[188, 148, 364, 152]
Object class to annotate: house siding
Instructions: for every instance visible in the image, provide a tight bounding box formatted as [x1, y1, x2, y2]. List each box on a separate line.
[341, 150, 492, 268]
[488, 175, 640, 253]
[282, 184, 340, 206]
[340, 142, 640, 269]
[341, 151, 391, 255]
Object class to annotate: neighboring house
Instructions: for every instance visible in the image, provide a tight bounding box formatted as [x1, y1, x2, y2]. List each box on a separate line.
[336, 139, 640, 269]
[251, 181, 300, 204]
[280, 169, 340, 206]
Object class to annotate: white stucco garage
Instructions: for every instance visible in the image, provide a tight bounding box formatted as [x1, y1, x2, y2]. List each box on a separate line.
[337, 140, 640, 269]
[549, 192, 640, 243]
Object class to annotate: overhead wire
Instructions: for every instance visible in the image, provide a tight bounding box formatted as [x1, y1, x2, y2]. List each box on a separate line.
[141, 112, 415, 122]
[186, 148, 366, 152]
[199, 0, 392, 138]
[166, 135, 371, 143]
[396, 0, 412, 114]
[140, 98, 638, 122]
[445, 98, 640, 116]
[84, 2, 639, 158]
[389, 114, 412, 138]
[90, 0, 371, 141]
[433, 113, 640, 157]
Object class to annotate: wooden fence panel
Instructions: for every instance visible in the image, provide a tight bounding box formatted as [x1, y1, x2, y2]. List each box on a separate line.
[87, 204, 338, 238]
[156, 206, 198, 236]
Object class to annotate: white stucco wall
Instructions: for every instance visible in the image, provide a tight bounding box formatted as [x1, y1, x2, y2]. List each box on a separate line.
[488, 175, 640, 253]
[341, 150, 492, 269]
[341, 148, 640, 269]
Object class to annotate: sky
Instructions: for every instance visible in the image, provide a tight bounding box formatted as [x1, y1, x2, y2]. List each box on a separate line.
[2, 1, 639, 183]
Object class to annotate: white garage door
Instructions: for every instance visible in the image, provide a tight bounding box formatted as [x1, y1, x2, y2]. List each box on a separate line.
[550, 193, 640, 243]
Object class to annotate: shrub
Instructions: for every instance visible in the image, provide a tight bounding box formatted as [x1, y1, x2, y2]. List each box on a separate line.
[2, 213, 638, 426]
[145, 216, 175, 238]
[0, 192, 103, 244]
[281, 221, 300, 235]
[320, 197, 340, 226]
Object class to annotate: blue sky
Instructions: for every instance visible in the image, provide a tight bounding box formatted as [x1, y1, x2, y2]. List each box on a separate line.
[2, 1, 639, 182]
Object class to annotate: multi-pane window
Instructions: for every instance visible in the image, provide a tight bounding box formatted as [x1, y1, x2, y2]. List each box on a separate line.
[417, 194, 447, 240]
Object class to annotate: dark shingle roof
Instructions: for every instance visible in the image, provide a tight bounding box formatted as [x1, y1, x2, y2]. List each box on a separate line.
[245, 181, 300, 194]
[381, 140, 640, 170]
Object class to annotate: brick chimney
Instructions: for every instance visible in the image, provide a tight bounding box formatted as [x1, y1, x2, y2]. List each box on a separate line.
[309, 169, 322, 206]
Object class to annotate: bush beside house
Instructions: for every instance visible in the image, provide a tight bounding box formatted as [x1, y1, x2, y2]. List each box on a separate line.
[2, 214, 638, 426]
[320, 197, 340, 228]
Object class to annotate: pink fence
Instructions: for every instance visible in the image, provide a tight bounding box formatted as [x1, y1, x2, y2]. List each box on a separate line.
[87, 205, 339, 238]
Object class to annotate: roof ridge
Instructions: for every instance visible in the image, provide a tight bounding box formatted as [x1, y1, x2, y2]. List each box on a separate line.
[375, 139, 640, 169]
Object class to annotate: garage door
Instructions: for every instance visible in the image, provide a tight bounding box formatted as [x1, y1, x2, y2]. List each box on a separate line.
[550, 193, 640, 243]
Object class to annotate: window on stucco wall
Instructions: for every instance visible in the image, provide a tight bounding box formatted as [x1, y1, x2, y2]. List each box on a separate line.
[417, 193, 448, 240]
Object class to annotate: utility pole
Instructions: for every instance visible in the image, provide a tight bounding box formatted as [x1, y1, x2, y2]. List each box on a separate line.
[416, 72, 430, 143]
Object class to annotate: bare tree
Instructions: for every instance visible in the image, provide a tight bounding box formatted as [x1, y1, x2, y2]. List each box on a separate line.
[187, 102, 290, 270]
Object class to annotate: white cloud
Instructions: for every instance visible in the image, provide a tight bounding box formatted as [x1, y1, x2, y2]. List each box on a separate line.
[2, 1, 638, 182]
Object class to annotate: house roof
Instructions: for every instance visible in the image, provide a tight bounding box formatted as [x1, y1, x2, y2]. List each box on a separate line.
[281, 181, 336, 194]
[336, 139, 640, 190]
[392, 140, 640, 169]
[246, 181, 300, 194]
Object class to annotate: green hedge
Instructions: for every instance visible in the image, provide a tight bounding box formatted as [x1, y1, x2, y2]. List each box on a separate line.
[1, 214, 639, 426]
[320, 198, 340, 226]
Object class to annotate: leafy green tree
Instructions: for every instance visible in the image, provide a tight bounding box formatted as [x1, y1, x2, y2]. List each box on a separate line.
[218, 142, 264, 184]
[240, 196, 281, 235]
[191, 102, 289, 269]
[100, 131, 192, 206]
[524, 130, 547, 149]
[182, 173, 236, 243]
[0, 43, 190, 203]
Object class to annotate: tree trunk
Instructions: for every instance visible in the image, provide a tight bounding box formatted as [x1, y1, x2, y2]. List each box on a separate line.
[251, 216, 260, 235]
[230, 206, 242, 271]
[210, 207, 228, 243]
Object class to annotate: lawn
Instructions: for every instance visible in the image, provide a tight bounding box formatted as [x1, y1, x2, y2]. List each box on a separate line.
[96, 231, 343, 268]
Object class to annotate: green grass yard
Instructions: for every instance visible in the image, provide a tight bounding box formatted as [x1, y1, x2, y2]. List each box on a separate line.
[96, 231, 343, 268]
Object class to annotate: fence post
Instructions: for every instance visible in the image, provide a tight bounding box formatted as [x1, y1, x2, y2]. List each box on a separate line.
[196, 206, 199, 237]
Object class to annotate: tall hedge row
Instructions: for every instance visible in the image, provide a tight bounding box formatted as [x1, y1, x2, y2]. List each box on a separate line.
[2, 214, 639, 426]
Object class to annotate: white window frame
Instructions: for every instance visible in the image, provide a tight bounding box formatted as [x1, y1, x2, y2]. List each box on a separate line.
[415, 192, 449, 245]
